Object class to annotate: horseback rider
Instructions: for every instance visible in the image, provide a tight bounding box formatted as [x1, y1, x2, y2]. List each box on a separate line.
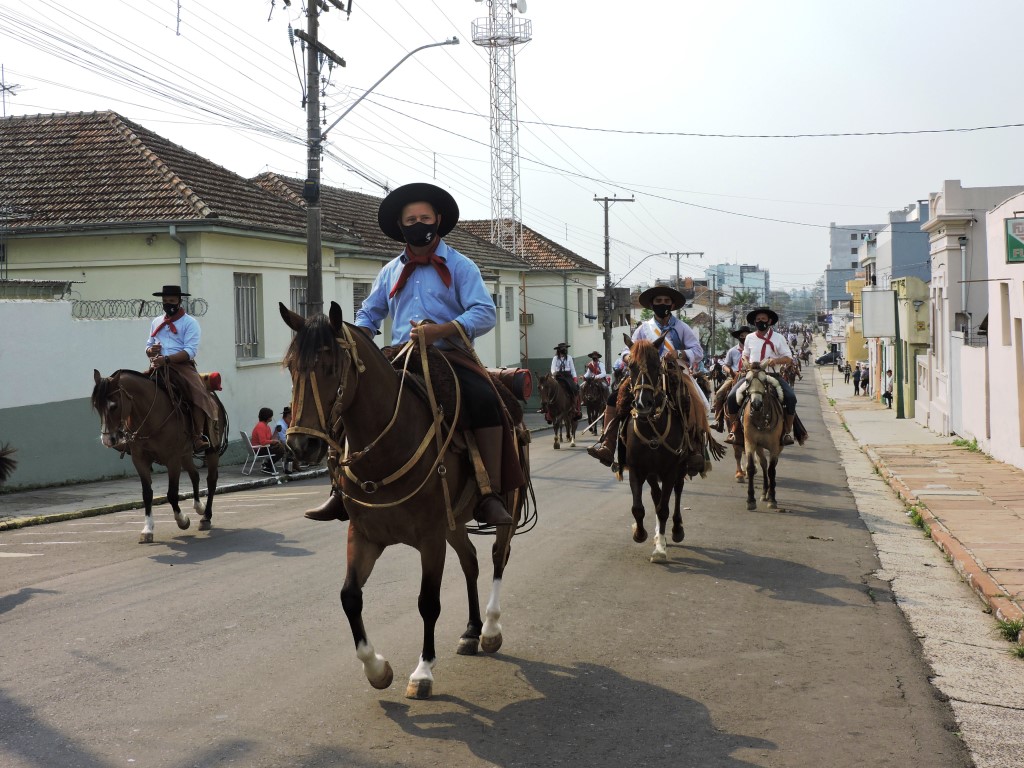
[550, 342, 582, 419]
[587, 286, 704, 466]
[583, 350, 610, 385]
[143, 284, 217, 453]
[712, 325, 750, 432]
[723, 307, 799, 447]
[303, 182, 520, 527]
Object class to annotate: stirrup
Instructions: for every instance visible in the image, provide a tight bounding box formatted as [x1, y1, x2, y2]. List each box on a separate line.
[781, 433, 795, 446]
[474, 493, 513, 526]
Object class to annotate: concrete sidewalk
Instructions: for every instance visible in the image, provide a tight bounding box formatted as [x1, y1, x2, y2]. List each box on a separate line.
[817, 363, 1024, 638]
[0, 410, 555, 530]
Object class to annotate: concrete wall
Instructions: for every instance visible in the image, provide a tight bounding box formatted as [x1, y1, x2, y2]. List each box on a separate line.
[957, 344, 989, 445]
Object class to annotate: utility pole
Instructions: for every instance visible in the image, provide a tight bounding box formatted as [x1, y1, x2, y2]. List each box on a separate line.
[666, 251, 704, 320]
[295, 0, 349, 317]
[595, 195, 634, 361]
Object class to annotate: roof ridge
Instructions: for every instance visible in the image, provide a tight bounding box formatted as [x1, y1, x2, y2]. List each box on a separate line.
[252, 171, 307, 208]
[105, 112, 215, 219]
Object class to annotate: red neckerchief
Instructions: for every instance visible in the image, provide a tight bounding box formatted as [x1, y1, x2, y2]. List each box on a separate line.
[756, 329, 777, 361]
[152, 307, 186, 336]
[587, 360, 601, 374]
[734, 342, 745, 371]
[389, 239, 451, 298]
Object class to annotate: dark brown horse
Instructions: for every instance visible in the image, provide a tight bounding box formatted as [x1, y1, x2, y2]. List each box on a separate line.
[737, 365, 785, 511]
[91, 369, 224, 543]
[580, 377, 608, 435]
[280, 302, 527, 700]
[537, 373, 579, 449]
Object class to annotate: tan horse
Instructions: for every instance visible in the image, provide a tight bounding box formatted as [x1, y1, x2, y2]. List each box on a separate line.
[537, 373, 579, 449]
[280, 302, 528, 700]
[91, 369, 224, 542]
[736, 365, 785, 511]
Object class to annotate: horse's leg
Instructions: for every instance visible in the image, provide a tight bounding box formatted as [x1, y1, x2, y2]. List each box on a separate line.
[183, 457, 202, 517]
[199, 450, 219, 531]
[650, 475, 670, 564]
[480, 489, 520, 655]
[406, 535, 447, 700]
[133, 456, 156, 544]
[671, 474, 685, 543]
[446, 525, 483, 656]
[167, 463, 191, 532]
[341, 527, 393, 690]
[766, 452, 779, 510]
[734, 443, 745, 482]
[760, 449, 771, 503]
[630, 467, 648, 543]
[553, 416, 560, 450]
[746, 446, 757, 511]
[569, 414, 576, 447]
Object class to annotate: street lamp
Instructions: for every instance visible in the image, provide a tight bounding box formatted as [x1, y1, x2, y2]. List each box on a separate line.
[601, 251, 667, 359]
[305, 37, 460, 316]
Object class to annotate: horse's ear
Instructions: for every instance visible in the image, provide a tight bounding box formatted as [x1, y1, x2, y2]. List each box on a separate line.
[93, 369, 101, 385]
[622, 332, 632, 348]
[652, 335, 666, 349]
[329, 301, 344, 333]
[279, 302, 304, 332]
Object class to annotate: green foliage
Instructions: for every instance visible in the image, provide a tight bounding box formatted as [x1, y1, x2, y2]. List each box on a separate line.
[997, 618, 1024, 642]
[952, 437, 980, 453]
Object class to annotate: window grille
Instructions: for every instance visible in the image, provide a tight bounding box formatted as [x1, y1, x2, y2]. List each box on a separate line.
[504, 286, 514, 321]
[289, 275, 308, 316]
[353, 281, 371, 314]
[234, 272, 260, 359]
[577, 288, 583, 323]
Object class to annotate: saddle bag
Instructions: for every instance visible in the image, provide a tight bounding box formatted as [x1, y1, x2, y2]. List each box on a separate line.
[488, 367, 533, 401]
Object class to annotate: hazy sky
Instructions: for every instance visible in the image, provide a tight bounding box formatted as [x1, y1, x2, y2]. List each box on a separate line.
[3, 0, 1023, 293]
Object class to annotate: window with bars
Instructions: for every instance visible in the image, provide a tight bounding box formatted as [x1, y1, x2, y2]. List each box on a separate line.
[504, 286, 514, 321]
[289, 275, 308, 316]
[353, 281, 372, 316]
[577, 288, 584, 323]
[234, 272, 261, 359]
[587, 288, 594, 323]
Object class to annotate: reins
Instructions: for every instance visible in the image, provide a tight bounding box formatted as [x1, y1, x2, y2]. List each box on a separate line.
[108, 371, 178, 454]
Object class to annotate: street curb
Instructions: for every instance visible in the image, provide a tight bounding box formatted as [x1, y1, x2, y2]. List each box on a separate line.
[820, 374, 1024, 640]
[0, 467, 328, 532]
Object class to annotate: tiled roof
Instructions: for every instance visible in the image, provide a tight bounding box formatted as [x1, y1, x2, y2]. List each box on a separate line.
[253, 174, 530, 272]
[460, 220, 604, 274]
[0, 111, 356, 243]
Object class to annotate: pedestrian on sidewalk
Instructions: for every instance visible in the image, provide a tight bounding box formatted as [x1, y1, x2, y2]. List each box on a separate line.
[852, 363, 862, 396]
[882, 369, 894, 409]
[251, 407, 289, 474]
[843, 361, 851, 384]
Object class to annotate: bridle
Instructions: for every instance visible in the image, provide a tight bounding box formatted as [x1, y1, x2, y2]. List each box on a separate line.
[286, 322, 462, 528]
[102, 372, 170, 454]
[628, 355, 685, 456]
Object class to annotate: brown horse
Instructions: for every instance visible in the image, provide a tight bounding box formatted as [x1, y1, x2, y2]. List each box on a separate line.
[280, 302, 527, 700]
[537, 373, 579, 449]
[619, 339, 690, 563]
[736, 365, 785, 511]
[580, 377, 608, 435]
[712, 376, 747, 483]
[91, 369, 224, 543]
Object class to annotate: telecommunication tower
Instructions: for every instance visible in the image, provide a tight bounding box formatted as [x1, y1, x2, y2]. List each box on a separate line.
[471, 0, 531, 257]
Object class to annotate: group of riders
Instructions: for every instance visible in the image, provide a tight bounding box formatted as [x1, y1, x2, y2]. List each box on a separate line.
[126, 182, 803, 531]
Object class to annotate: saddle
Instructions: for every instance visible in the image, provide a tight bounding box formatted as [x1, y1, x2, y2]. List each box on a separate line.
[381, 345, 524, 429]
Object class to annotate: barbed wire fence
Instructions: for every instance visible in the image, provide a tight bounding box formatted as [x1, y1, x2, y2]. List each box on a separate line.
[71, 298, 209, 319]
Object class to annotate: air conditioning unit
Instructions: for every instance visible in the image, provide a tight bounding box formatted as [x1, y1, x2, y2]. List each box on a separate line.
[519, 313, 534, 325]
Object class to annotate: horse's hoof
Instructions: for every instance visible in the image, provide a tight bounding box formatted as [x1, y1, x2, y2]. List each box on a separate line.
[671, 525, 685, 543]
[368, 661, 394, 690]
[735, 475, 745, 483]
[553, 443, 560, 450]
[767, 501, 777, 510]
[481, 632, 503, 654]
[176, 516, 191, 531]
[198, 518, 211, 531]
[631, 523, 647, 544]
[746, 501, 757, 511]
[650, 550, 667, 564]
[138, 533, 154, 544]
[570, 440, 576, 447]
[457, 637, 479, 656]
[405, 678, 433, 700]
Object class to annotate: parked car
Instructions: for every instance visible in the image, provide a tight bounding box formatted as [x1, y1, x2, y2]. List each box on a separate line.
[815, 351, 839, 365]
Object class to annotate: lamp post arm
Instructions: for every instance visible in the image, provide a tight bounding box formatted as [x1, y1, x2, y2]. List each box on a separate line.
[321, 37, 459, 142]
[611, 251, 667, 289]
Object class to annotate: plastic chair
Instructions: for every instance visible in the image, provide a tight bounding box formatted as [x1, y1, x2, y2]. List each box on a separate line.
[241, 431, 278, 476]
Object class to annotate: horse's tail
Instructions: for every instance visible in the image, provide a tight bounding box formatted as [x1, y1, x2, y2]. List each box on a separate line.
[706, 432, 726, 462]
[0, 444, 17, 485]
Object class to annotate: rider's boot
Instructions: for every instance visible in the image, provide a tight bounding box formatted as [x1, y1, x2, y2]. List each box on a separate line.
[712, 407, 724, 433]
[724, 412, 740, 444]
[781, 413, 795, 446]
[473, 426, 514, 526]
[587, 406, 619, 467]
[191, 410, 211, 452]
[305, 486, 349, 521]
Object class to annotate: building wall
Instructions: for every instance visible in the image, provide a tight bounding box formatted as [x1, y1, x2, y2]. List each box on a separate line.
[957, 344, 989, 446]
[522, 272, 602, 380]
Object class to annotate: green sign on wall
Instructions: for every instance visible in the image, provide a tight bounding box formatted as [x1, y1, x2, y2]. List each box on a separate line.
[1008, 218, 1024, 263]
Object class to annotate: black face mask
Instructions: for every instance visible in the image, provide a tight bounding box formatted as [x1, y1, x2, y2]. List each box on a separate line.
[164, 303, 181, 316]
[755, 320, 770, 332]
[653, 305, 672, 319]
[400, 221, 438, 248]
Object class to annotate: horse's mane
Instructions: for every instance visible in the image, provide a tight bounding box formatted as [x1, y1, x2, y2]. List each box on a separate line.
[629, 339, 660, 371]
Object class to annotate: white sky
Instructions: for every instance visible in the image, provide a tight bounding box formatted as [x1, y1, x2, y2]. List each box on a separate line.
[2, 0, 1023, 293]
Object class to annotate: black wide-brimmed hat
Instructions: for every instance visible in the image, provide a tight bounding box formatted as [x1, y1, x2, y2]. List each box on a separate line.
[587, 351, 602, 359]
[152, 284, 190, 297]
[638, 285, 685, 310]
[730, 325, 753, 339]
[377, 182, 459, 243]
[554, 342, 570, 350]
[746, 307, 779, 325]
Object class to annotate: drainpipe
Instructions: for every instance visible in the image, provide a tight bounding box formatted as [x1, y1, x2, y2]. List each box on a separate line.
[169, 225, 188, 295]
[958, 235, 968, 332]
[563, 272, 569, 346]
[494, 275, 502, 366]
